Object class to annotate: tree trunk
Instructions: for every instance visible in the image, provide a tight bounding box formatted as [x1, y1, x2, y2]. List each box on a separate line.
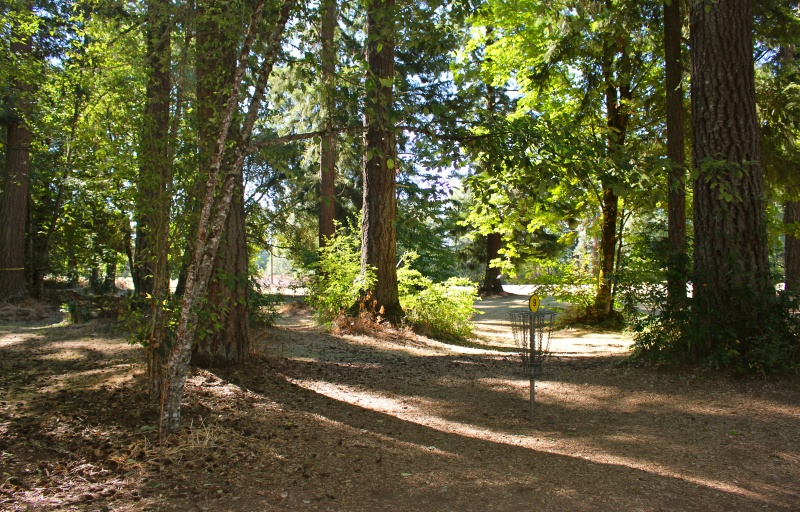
[193, 0, 249, 368]
[479, 33, 504, 298]
[594, 187, 619, 316]
[785, 200, 800, 292]
[481, 233, 504, 294]
[104, 261, 117, 293]
[192, 175, 250, 367]
[318, 0, 337, 247]
[138, 0, 173, 401]
[664, 0, 687, 304]
[0, 5, 33, 301]
[161, 0, 294, 434]
[361, 0, 403, 322]
[690, 0, 772, 351]
[594, 36, 630, 319]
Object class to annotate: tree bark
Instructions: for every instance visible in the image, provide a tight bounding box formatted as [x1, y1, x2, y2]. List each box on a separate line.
[192, 175, 250, 367]
[594, 186, 619, 316]
[318, 0, 337, 247]
[192, 0, 249, 368]
[137, 0, 173, 400]
[664, 0, 687, 304]
[361, 0, 403, 321]
[690, 0, 772, 350]
[0, 3, 33, 301]
[481, 233, 504, 294]
[785, 200, 800, 292]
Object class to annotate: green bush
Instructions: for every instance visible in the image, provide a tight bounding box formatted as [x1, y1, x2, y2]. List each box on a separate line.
[304, 225, 375, 325]
[398, 252, 480, 341]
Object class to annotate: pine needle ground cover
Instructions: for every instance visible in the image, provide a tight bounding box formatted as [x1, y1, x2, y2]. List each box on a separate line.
[1, 297, 798, 511]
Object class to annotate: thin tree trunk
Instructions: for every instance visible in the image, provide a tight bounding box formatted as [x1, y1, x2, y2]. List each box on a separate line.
[482, 233, 504, 294]
[611, 208, 627, 306]
[0, 3, 33, 301]
[595, 187, 619, 316]
[594, 35, 630, 319]
[318, 0, 337, 247]
[161, 0, 295, 434]
[664, 0, 687, 304]
[138, 0, 173, 401]
[785, 200, 800, 292]
[690, 0, 772, 352]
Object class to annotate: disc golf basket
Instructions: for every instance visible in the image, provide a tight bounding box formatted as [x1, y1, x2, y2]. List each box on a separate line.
[509, 309, 557, 418]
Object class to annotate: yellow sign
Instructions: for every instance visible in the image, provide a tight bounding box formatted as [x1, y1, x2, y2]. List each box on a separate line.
[529, 295, 540, 312]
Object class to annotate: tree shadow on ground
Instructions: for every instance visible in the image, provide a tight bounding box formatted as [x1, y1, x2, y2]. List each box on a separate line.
[2, 318, 799, 511]
[250, 325, 800, 510]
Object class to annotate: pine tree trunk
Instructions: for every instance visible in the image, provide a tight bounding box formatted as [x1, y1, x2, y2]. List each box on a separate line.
[361, 0, 403, 321]
[482, 233, 504, 294]
[664, 0, 687, 304]
[785, 200, 800, 292]
[193, 0, 249, 368]
[0, 5, 32, 301]
[318, 0, 337, 247]
[690, 0, 772, 350]
[479, 35, 504, 298]
[192, 176, 250, 367]
[138, 0, 173, 401]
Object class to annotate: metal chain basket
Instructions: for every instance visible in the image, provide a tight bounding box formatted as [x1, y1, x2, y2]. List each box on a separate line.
[509, 310, 557, 374]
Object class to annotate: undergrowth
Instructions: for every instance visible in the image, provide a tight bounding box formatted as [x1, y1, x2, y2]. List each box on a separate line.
[303, 228, 480, 341]
[628, 288, 800, 374]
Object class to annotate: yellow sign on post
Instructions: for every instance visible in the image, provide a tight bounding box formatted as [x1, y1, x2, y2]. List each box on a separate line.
[529, 294, 540, 313]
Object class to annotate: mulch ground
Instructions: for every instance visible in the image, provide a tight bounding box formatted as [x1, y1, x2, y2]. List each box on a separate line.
[1, 300, 799, 511]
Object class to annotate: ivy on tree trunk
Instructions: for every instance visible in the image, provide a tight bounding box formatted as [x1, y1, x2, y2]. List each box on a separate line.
[137, 0, 173, 401]
[161, 0, 296, 435]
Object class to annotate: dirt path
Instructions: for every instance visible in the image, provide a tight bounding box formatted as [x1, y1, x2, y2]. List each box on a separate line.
[1, 305, 799, 511]
[471, 293, 632, 357]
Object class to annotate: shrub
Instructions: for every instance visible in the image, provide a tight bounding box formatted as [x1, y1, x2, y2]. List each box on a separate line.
[398, 252, 480, 341]
[628, 287, 800, 373]
[304, 225, 375, 326]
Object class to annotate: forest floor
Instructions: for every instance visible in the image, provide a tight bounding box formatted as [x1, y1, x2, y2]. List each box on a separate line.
[1, 294, 799, 511]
